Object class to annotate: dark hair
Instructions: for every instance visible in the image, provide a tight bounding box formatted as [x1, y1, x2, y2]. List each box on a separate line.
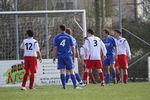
[26, 30, 34, 37]
[103, 29, 109, 35]
[87, 29, 94, 35]
[59, 24, 66, 31]
[66, 28, 72, 35]
[114, 30, 121, 35]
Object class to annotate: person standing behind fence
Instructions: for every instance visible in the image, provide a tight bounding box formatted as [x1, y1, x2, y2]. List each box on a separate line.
[20, 30, 42, 90]
[114, 30, 131, 84]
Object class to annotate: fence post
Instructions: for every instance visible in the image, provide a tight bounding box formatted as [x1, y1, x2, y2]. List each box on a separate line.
[45, 0, 49, 59]
[148, 57, 150, 82]
[15, 0, 19, 60]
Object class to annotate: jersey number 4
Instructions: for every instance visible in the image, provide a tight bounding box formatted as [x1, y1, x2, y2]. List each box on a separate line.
[25, 43, 33, 50]
[60, 39, 66, 47]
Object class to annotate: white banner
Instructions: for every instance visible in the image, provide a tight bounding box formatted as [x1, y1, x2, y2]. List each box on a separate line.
[0, 59, 79, 87]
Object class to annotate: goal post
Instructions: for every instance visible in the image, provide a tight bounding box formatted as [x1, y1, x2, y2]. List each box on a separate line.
[0, 9, 87, 60]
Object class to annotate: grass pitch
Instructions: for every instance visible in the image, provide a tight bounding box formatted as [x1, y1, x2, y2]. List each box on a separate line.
[0, 82, 150, 100]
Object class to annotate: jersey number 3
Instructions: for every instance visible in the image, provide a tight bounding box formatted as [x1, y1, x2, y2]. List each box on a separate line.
[60, 39, 66, 47]
[25, 43, 33, 50]
[93, 40, 98, 47]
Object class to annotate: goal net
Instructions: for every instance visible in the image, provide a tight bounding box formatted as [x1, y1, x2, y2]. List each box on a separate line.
[0, 10, 86, 60]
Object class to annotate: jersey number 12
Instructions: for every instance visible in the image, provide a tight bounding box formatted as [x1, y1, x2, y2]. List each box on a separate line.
[25, 43, 33, 50]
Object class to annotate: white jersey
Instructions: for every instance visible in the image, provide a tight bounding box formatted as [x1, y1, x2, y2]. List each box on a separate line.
[115, 37, 131, 57]
[80, 46, 90, 60]
[20, 38, 40, 57]
[83, 35, 107, 60]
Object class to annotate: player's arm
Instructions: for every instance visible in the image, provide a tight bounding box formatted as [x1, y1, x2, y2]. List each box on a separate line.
[35, 41, 42, 63]
[100, 40, 107, 59]
[20, 41, 24, 49]
[82, 39, 89, 54]
[52, 37, 58, 63]
[124, 40, 131, 60]
[37, 51, 42, 63]
[80, 47, 86, 65]
[113, 38, 118, 60]
[72, 46, 75, 62]
[52, 46, 58, 63]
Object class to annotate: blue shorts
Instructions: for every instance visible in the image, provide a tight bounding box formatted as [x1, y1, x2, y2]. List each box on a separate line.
[103, 55, 115, 66]
[57, 56, 74, 70]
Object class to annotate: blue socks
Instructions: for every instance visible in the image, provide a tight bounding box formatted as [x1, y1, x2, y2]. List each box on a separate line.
[105, 73, 110, 84]
[112, 72, 116, 79]
[75, 73, 82, 83]
[66, 74, 70, 83]
[60, 74, 66, 89]
[70, 74, 77, 88]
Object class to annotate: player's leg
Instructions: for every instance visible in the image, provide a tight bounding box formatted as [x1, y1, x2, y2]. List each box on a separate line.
[103, 58, 110, 84]
[95, 60, 105, 86]
[21, 57, 30, 90]
[120, 55, 129, 84]
[58, 57, 66, 89]
[97, 68, 105, 86]
[105, 66, 110, 84]
[65, 56, 78, 88]
[89, 69, 97, 84]
[74, 71, 85, 86]
[115, 55, 121, 83]
[83, 68, 89, 84]
[116, 67, 121, 83]
[123, 69, 128, 83]
[66, 70, 70, 83]
[60, 69, 66, 89]
[28, 57, 38, 89]
[110, 64, 117, 84]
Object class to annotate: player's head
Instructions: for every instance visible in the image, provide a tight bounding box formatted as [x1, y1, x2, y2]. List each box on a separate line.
[26, 30, 34, 37]
[87, 29, 94, 37]
[66, 28, 73, 35]
[114, 30, 121, 37]
[102, 29, 109, 37]
[59, 24, 66, 32]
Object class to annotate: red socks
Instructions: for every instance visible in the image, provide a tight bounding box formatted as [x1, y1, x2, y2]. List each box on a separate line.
[22, 73, 29, 87]
[124, 74, 128, 83]
[89, 72, 95, 82]
[29, 74, 35, 89]
[83, 72, 89, 84]
[22, 72, 35, 89]
[99, 72, 104, 81]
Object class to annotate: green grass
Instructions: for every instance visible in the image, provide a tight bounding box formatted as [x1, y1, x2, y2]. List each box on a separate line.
[0, 82, 150, 100]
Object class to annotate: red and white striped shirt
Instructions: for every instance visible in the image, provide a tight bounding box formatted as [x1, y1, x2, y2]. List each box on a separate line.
[115, 37, 131, 57]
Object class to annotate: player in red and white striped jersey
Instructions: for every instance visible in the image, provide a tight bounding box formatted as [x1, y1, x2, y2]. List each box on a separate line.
[20, 30, 42, 90]
[114, 30, 131, 84]
[80, 37, 97, 84]
[83, 29, 107, 86]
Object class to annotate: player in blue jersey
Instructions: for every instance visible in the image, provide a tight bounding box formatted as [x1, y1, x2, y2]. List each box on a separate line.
[52, 25, 79, 89]
[65, 28, 85, 87]
[102, 29, 117, 84]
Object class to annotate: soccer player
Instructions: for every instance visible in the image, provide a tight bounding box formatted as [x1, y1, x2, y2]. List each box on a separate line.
[102, 29, 117, 84]
[83, 29, 107, 86]
[52, 25, 79, 89]
[65, 28, 85, 87]
[114, 30, 131, 84]
[20, 30, 42, 90]
[81, 37, 97, 84]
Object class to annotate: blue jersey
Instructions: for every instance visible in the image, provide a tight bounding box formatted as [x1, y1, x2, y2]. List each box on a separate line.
[102, 36, 116, 56]
[70, 36, 78, 49]
[53, 33, 74, 57]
